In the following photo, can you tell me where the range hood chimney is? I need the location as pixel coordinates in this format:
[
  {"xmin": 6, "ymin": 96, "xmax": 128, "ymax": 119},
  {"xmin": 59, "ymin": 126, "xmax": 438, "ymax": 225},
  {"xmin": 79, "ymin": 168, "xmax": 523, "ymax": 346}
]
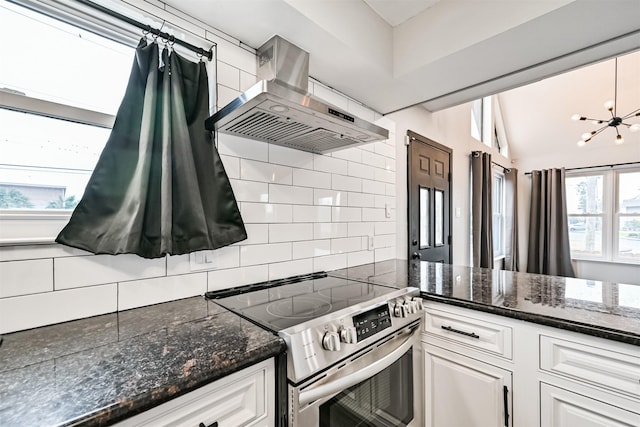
[{"xmin": 205, "ymin": 36, "xmax": 388, "ymax": 154}]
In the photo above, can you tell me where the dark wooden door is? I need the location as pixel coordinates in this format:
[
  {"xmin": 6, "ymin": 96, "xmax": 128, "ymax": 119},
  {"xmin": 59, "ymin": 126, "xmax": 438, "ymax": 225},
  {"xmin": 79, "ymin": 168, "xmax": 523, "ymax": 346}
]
[{"xmin": 408, "ymin": 131, "xmax": 452, "ymax": 263}]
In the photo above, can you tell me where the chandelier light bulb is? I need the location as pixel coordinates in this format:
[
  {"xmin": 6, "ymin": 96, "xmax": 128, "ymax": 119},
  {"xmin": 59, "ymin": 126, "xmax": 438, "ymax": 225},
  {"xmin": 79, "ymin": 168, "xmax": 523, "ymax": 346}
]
[
  {"xmin": 616, "ymin": 134, "xmax": 624, "ymax": 144},
  {"xmin": 591, "ymin": 120, "xmax": 602, "ymax": 125},
  {"xmin": 630, "ymin": 124, "xmax": 640, "ymax": 133},
  {"xmin": 577, "ymin": 140, "xmax": 586, "ymax": 147},
  {"xmin": 581, "ymin": 132, "xmax": 592, "ymax": 141},
  {"xmin": 571, "ymin": 114, "xmax": 581, "ymax": 121},
  {"xmin": 604, "ymin": 100, "xmax": 615, "ymax": 111}
]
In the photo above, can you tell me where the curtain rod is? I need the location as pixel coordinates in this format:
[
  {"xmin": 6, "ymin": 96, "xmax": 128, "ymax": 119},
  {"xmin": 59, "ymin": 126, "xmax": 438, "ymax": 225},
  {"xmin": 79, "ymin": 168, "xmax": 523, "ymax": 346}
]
[
  {"xmin": 75, "ymin": 0, "xmax": 214, "ymax": 60},
  {"xmin": 524, "ymin": 161, "xmax": 640, "ymax": 175},
  {"xmin": 471, "ymin": 150, "xmax": 512, "ymax": 172}
]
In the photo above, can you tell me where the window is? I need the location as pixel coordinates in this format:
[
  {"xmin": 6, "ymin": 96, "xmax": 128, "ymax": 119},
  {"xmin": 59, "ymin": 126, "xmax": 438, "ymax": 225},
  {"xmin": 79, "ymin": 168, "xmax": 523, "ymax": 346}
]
[
  {"xmin": 470, "ymin": 96, "xmax": 492, "ymax": 146},
  {"xmin": 0, "ymin": 1, "xmax": 133, "ymax": 215},
  {"xmin": 565, "ymin": 167, "xmax": 640, "ymax": 263},
  {"xmin": 492, "ymin": 170, "xmax": 505, "ymax": 259}
]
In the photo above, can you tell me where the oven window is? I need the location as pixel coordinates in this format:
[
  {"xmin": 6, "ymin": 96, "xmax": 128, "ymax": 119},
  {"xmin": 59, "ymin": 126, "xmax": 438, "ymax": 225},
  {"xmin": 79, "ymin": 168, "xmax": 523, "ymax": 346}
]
[{"xmin": 319, "ymin": 349, "xmax": 413, "ymax": 427}]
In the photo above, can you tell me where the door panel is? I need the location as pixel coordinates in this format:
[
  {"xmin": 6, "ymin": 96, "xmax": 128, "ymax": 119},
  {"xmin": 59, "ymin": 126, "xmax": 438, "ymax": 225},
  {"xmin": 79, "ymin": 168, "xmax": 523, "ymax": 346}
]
[{"xmin": 408, "ymin": 132, "xmax": 452, "ymax": 263}]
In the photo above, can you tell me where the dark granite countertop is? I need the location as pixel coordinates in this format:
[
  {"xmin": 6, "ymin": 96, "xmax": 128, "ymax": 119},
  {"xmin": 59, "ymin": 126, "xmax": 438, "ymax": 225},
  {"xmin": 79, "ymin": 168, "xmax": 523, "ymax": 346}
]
[
  {"xmin": 0, "ymin": 297, "xmax": 286, "ymax": 426},
  {"xmin": 330, "ymin": 260, "xmax": 640, "ymax": 346}
]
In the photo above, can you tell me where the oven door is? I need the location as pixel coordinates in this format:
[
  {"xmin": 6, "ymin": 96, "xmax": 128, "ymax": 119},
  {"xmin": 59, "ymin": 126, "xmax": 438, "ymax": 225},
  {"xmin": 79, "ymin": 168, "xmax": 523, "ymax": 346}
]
[{"xmin": 290, "ymin": 322, "xmax": 422, "ymax": 427}]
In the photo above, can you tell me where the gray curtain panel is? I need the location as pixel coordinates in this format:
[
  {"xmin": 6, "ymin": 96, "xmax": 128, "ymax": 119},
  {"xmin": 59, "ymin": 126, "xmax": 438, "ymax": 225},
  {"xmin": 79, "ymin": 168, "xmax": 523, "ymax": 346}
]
[
  {"xmin": 504, "ymin": 168, "xmax": 519, "ymax": 271},
  {"xmin": 527, "ymin": 168, "xmax": 575, "ymax": 277},
  {"xmin": 471, "ymin": 151, "xmax": 493, "ymax": 268},
  {"xmin": 56, "ymin": 39, "xmax": 247, "ymax": 258}
]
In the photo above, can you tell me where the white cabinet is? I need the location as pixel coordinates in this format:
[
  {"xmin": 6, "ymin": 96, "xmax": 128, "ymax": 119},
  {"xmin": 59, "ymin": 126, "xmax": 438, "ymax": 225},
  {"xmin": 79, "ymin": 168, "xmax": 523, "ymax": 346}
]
[
  {"xmin": 540, "ymin": 383, "xmax": 640, "ymax": 427},
  {"xmin": 116, "ymin": 358, "xmax": 275, "ymax": 427},
  {"xmin": 424, "ymin": 344, "xmax": 512, "ymax": 427},
  {"xmin": 422, "ymin": 301, "xmax": 640, "ymax": 427}
]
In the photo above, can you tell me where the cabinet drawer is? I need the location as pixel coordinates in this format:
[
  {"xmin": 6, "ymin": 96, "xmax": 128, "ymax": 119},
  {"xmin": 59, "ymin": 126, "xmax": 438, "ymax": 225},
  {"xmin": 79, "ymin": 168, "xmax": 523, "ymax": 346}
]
[
  {"xmin": 116, "ymin": 359, "xmax": 274, "ymax": 427},
  {"xmin": 424, "ymin": 308, "xmax": 512, "ymax": 358},
  {"xmin": 540, "ymin": 383, "xmax": 640, "ymax": 426},
  {"xmin": 540, "ymin": 335, "xmax": 640, "ymax": 400}
]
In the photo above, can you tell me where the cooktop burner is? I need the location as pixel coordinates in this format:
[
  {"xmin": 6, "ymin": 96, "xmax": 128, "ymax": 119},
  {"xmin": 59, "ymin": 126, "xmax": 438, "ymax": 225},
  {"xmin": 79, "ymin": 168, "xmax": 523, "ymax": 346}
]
[{"xmin": 207, "ymin": 273, "xmax": 399, "ymax": 331}]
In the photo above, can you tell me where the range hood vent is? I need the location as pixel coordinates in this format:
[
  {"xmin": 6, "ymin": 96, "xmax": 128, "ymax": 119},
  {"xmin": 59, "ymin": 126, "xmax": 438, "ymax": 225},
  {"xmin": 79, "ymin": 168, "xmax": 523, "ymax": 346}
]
[{"xmin": 205, "ymin": 36, "xmax": 388, "ymax": 154}]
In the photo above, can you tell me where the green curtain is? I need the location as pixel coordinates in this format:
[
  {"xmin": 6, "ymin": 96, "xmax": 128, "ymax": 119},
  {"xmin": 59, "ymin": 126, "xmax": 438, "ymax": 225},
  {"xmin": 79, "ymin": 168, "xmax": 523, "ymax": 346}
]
[{"xmin": 56, "ymin": 39, "xmax": 246, "ymax": 258}]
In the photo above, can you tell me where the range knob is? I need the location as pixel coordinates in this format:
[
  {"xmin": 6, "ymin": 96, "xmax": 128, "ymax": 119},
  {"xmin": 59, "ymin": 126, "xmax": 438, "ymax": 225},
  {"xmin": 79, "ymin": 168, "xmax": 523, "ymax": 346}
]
[
  {"xmin": 322, "ymin": 331, "xmax": 341, "ymax": 351},
  {"xmin": 412, "ymin": 297, "xmax": 424, "ymax": 311},
  {"xmin": 393, "ymin": 301, "xmax": 409, "ymax": 318},
  {"xmin": 339, "ymin": 326, "xmax": 357, "ymax": 344}
]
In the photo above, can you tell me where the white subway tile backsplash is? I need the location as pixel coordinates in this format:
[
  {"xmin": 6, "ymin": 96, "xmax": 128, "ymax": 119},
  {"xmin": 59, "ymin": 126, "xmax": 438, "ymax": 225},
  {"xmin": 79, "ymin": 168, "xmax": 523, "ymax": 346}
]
[
  {"xmin": 385, "ymin": 183, "xmax": 396, "ymax": 196},
  {"xmin": 241, "ymin": 159, "xmax": 292, "ymax": 184},
  {"xmin": 230, "ymin": 179, "xmax": 268, "ymax": 202},
  {"xmin": 331, "ymin": 147, "xmax": 362, "ymax": 163},
  {"xmin": 217, "ymin": 85, "xmax": 240, "ymax": 108},
  {"xmin": 332, "ymin": 207, "xmax": 361, "ymax": 222},
  {"xmin": 118, "ymin": 273, "xmax": 206, "ymax": 311},
  {"xmin": 314, "ymin": 155, "xmax": 348, "ymax": 175},
  {"xmin": 362, "ymin": 179, "xmax": 386, "ymax": 195},
  {"xmin": 0, "ymin": 259, "xmax": 53, "ymax": 298},
  {"xmin": 314, "ymin": 189, "xmax": 348, "ymax": 206},
  {"xmin": 314, "ymin": 223, "xmax": 348, "ymax": 239},
  {"xmin": 241, "ymin": 224, "xmax": 269, "ymax": 245},
  {"xmin": 218, "ymin": 133, "xmax": 268, "ymax": 161},
  {"xmin": 240, "ymin": 70, "xmax": 257, "ymax": 91},
  {"xmin": 313, "ymin": 253, "xmax": 347, "ymax": 272},
  {"xmin": 0, "ymin": 284, "xmax": 117, "ymax": 334},
  {"xmin": 375, "ymin": 221, "xmax": 395, "ymax": 235},
  {"xmin": 207, "ymin": 265, "xmax": 269, "ymax": 292},
  {"xmin": 375, "ymin": 234, "xmax": 395, "ymax": 248},
  {"xmin": 347, "ymin": 162, "xmax": 375, "ymax": 180},
  {"xmin": 332, "ymin": 175, "xmax": 362, "ymax": 192},
  {"xmin": 217, "ymin": 61, "xmax": 240, "ymax": 90},
  {"xmin": 374, "ymin": 195, "xmax": 394, "ymax": 209},
  {"xmin": 220, "ymin": 155, "xmax": 240, "ymax": 179},
  {"xmin": 331, "ymin": 237, "xmax": 362, "ymax": 254},
  {"xmin": 269, "ymin": 184, "xmax": 313, "ymax": 205},
  {"xmin": 293, "ymin": 206, "xmax": 331, "ymax": 223},
  {"xmin": 269, "ymin": 145, "xmax": 314, "ymax": 169},
  {"xmin": 347, "ymin": 100, "xmax": 376, "ymax": 122},
  {"xmin": 361, "ymin": 150, "xmax": 386, "ymax": 169},
  {"xmin": 0, "ymin": 244, "xmax": 87, "ymax": 262},
  {"xmin": 269, "ymin": 223, "xmax": 313, "ymax": 243},
  {"xmin": 241, "ymin": 203, "xmax": 293, "ymax": 223},
  {"xmin": 269, "ymin": 259, "xmax": 313, "ymax": 280},
  {"xmin": 375, "ymin": 246, "xmax": 396, "ymax": 262},
  {"xmin": 240, "ymin": 243, "xmax": 291, "ymax": 266},
  {"xmin": 166, "ymin": 254, "xmax": 190, "ymax": 275},
  {"xmin": 294, "ymin": 169, "xmax": 331, "ymax": 189},
  {"xmin": 374, "ymin": 141, "xmax": 396, "ymax": 158},
  {"xmin": 347, "ymin": 222, "xmax": 374, "ymax": 237},
  {"xmin": 347, "ymin": 251, "xmax": 374, "ymax": 268},
  {"xmin": 54, "ymin": 255, "xmax": 165, "ymax": 290},
  {"xmin": 215, "ymin": 37, "xmax": 256, "ymax": 74},
  {"xmin": 362, "ymin": 208, "xmax": 387, "ymax": 222},
  {"xmin": 375, "ymin": 168, "xmax": 396, "ymax": 184},
  {"xmin": 347, "ymin": 192, "xmax": 374, "ymax": 208},
  {"xmin": 292, "ymin": 240, "xmax": 331, "ymax": 259}
]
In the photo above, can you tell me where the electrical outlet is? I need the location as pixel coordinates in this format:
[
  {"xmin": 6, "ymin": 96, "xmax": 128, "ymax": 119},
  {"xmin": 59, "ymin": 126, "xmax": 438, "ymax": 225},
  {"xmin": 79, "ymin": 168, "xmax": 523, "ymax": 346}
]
[
  {"xmin": 384, "ymin": 203, "xmax": 391, "ymax": 218},
  {"xmin": 190, "ymin": 250, "xmax": 216, "ymax": 271},
  {"xmin": 368, "ymin": 235, "xmax": 375, "ymax": 251}
]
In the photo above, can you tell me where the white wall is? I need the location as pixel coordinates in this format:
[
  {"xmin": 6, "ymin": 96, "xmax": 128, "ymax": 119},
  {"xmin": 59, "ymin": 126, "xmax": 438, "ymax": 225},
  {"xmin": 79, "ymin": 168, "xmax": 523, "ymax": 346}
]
[{"xmin": 0, "ymin": 1, "xmax": 397, "ymax": 334}]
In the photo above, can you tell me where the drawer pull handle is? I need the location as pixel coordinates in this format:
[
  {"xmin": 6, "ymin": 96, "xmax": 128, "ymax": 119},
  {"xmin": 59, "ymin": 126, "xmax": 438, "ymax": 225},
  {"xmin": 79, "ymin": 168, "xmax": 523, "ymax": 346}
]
[
  {"xmin": 199, "ymin": 422, "xmax": 218, "ymax": 427},
  {"xmin": 503, "ymin": 385, "xmax": 510, "ymax": 427},
  {"xmin": 441, "ymin": 325, "xmax": 480, "ymax": 339}
]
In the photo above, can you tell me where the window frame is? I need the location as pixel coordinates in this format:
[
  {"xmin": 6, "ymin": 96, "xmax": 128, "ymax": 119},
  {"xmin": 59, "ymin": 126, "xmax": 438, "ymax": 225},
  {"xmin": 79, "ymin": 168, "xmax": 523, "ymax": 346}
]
[
  {"xmin": 492, "ymin": 168, "xmax": 506, "ymax": 261},
  {"xmin": 566, "ymin": 166, "xmax": 640, "ymax": 265},
  {"xmin": 0, "ymin": 0, "xmax": 215, "ymax": 245}
]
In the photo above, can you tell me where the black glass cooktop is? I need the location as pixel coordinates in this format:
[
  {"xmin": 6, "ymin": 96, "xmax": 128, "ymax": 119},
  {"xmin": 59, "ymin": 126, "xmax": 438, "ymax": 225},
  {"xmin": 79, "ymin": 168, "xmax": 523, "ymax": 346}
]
[{"xmin": 207, "ymin": 273, "xmax": 398, "ymax": 331}]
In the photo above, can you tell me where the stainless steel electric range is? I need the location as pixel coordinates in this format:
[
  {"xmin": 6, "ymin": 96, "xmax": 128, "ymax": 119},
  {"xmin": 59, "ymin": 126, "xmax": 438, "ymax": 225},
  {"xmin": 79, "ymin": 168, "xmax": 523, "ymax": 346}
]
[{"xmin": 206, "ymin": 271, "xmax": 424, "ymax": 427}]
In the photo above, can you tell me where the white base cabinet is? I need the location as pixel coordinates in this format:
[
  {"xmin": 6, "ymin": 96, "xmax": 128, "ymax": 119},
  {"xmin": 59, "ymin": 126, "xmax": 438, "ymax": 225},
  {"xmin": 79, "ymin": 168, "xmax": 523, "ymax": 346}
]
[
  {"xmin": 422, "ymin": 302, "xmax": 640, "ymax": 427},
  {"xmin": 424, "ymin": 344, "xmax": 512, "ymax": 427},
  {"xmin": 116, "ymin": 358, "xmax": 275, "ymax": 427}
]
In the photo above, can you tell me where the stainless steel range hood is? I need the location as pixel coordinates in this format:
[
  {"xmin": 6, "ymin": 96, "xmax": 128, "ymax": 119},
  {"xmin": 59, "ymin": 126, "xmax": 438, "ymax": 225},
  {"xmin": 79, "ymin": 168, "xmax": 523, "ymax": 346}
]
[{"xmin": 205, "ymin": 36, "xmax": 388, "ymax": 154}]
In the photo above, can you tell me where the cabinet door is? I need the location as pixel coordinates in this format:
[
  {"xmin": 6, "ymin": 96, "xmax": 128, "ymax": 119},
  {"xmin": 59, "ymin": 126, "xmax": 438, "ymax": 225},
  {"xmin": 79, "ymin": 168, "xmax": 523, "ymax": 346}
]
[
  {"xmin": 424, "ymin": 344, "xmax": 512, "ymax": 427},
  {"xmin": 540, "ymin": 383, "xmax": 640, "ymax": 427}
]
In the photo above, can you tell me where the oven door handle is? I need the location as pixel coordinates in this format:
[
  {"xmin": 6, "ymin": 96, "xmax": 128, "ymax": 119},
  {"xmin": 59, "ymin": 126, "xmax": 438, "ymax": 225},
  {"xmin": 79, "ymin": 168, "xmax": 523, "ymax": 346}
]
[{"xmin": 298, "ymin": 326, "xmax": 419, "ymax": 406}]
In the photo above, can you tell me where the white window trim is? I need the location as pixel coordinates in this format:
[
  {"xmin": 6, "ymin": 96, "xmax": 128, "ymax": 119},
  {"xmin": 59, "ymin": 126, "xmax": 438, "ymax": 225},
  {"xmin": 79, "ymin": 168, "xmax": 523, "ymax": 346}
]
[
  {"xmin": 567, "ymin": 166, "xmax": 640, "ymax": 265},
  {"xmin": 493, "ymin": 167, "xmax": 506, "ymax": 261}
]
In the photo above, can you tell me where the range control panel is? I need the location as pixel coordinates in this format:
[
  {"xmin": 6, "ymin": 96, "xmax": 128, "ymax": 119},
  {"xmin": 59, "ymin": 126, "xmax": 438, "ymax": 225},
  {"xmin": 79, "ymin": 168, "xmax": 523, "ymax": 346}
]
[{"xmin": 353, "ymin": 304, "xmax": 392, "ymax": 342}]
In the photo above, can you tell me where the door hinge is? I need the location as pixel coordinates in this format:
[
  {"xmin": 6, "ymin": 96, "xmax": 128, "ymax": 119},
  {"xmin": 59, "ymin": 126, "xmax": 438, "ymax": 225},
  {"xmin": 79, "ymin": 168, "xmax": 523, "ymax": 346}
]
[
  {"xmin": 448, "ymin": 172, "xmax": 451, "ymax": 182},
  {"xmin": 448, "ymin": 235, "xmax": 452, "ymax": 245},
  {"xmin": 404, "ymin": 135, "xmax": 411, "ymax": 146}
]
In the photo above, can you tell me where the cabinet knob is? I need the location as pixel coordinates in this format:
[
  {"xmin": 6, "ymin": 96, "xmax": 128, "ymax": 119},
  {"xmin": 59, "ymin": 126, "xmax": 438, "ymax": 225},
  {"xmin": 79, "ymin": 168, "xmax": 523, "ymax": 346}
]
[{"xmin": 412, "ymin": 252, "xmax": 422, "ymax": 259}]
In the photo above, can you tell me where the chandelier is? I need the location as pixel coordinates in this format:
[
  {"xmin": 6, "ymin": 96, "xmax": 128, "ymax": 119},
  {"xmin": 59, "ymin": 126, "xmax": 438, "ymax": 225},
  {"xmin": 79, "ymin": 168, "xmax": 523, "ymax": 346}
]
[{"xmin": 571, "ymin": 57, "xmax": 640, "ymax": 146}]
